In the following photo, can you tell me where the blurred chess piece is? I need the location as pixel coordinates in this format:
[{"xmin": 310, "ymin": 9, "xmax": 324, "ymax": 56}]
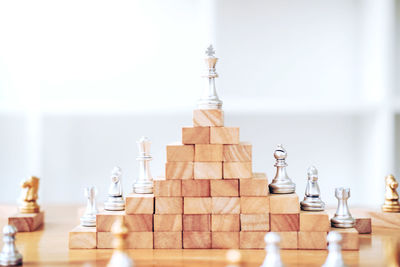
[
  {"xmin": 384, "ymin": 238, "xmax": 400, "ymax": 267},
  {"xmin": 0, "ymin": 225, "xmax": 23, "ymax": 266},
  {"xmin": 382, "ymin": 175, "xmax": 400, "ymax": 212},
  {"xmin": 331, "ymin": 188, "xmax": 355, "ymax": 228},
  {"xmin": 260, "ymin": 232, "xmax": 284, "ymax": 267},
  {"xmin": 19, "ymin": 176, "xmax": 40, "ymax": 213},
  {"xmin": 300, "ymin": 166, "xmax": 325, "ymax": 211},
  {"xmin": 80, "ymin": 186, "xmax": 98, "ymax": 227},
  {"xmin": 107, "ymin": 217, "xmax": 133, "ymax": 267},
  {"xmin": 269, "ymin": 145, "xmax": 296, "ymax": 194},
  {"xmin": 197, "ymin": 44, "xmax": 223, "ymax": 110},
  {"xmin": 322, "ymin": 231, "xmax": 346, "ymax": 267},
  {"xmin": 226, "ymin": 249, "xmax": 241, "ymax": 267},
  {"xmin": 133, "ymin": 137, "xmax": 153, "ymax": 194},
  {"xmin": 105, "ymin": 167, "xmax": 125, "ymax": 211}
]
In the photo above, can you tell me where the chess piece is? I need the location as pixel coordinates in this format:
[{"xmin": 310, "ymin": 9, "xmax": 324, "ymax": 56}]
[
  {"xmin": 331, "ymin": 187, "xmax": 355, "ymax": 228},
  {"xmin": 226, "ymin": 249, "xmax": 241, "ymax": 267},
  {"xmin": 105, "ymin": 167, "xmax": 125, "ymax": 211},
  {"xmin": 260, "ymin": 232, "xmax": 284, "ymax": 267},
  {"xmin": 0, "ymin": 225, "xmax": 23, "ymax": 266},
  {"xmin": 268, "ymin": 145, "xmax": 296, "ymax": 194},
  {"xmin": 133, "ymin": 136, "xmax": 153, "ymax": 194},
  {"xmin": 384, "ymin": 239, "xmax": 400, "ymax": 267},
  {"xmin": 107, "ymin": 217, "xmax": 133, "ymax": 267},
  {"xmin": 197, "ymin": 44, "xmax": 223, "ymax": 109},
  {"xmin": 19, "ymin": 176, "xmax": 40, "ymax": 213},
  {"xmin": 322, "ymin": 231, "xmax": 346, "ymax": 267},
  {"xmin": 80, "ymin": 186, "xmax": 98, "ymax": 227},
  {"xmin": 300, "ymin": 166, "xmax": 325, "ymax": 211},
  {"xmin": 382, "ymin": 174, "xmax": 400, "ymax": 212}
]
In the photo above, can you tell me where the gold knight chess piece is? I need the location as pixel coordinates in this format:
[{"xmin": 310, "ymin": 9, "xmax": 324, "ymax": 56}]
[
  {"xmin": 382, "ymin": 174, "xmax": 400, "ymax": 212},
  {"xmin": 19, "ymin": 176, "xmax": 40, "ymax": 213}
]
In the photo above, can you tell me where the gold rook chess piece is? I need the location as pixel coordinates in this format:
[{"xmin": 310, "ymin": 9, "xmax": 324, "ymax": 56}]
[
  {"xmin": 107, "ymin": 217, "xmax": 133, "ymax": 267},
  {"xmin": 382, "ymin": 174, "xmax": 400, "ymax": 212},
  {"xmin": 19, "ymin": 176, "xmax": 40, "ymax": 213}
]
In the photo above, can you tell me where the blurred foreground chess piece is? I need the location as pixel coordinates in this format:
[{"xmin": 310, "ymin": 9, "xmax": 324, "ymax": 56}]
[
  {"xmin": 269, "ymin": 145, "xmax": 295, "ymax": 194},
  {"xmin": 300, "ymin": 166, "xmax": 325, "ymax": 211},
  {"xmin": 105, "ymin": 167, "xmax": 125, "ymax": 211},
  {"xmin": 382, "ymin": 175, "xmax": 400, "ymax": 212},
  {"xmin": 133, "ymin": 137, "xmax": 153, "ymax": 194},
  {"xmin": 260, "ymin": 232, "xmax": 284, "ymax": 267},
  {"xmin": 226, "ymin": 249, "xmax": 241, "ymax": 267},
  {"xmin": 107, "ymin": 217, "xmax": 133, "ymax": 267},
  {"xmin": 80, "ymin": 186, "xmax": 98, "ymax": 227},
  {"xmin": 322, "ymin": 231, "xmax": 346, "ymax": 267},
  {"xmin": 19, "ymin": 176, "xmax": 40, "ymax": 213},
  {"xmin": 331, "ymin": 188, "xmax": 355, "ymax": 228},
  {"xmin": 0, "ymin": 225, "xmax": 23, "ymax": 266},
  {"xmin": 384, "ymin": 238, "xmax": 400, "ymax": 267}
]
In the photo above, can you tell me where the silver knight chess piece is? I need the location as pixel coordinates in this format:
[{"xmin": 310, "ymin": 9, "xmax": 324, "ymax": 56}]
[
  {"xmin": 197, "ymin": 44, "xmax": 223, "ymax": 109},
  {"xmin": 133, "ymin": 136, "xmax": 153, "ymax": 194},
  {"xmin": 300, "ymin": 166, "xmax": 325, "ymax": 211},
  {"xmin": 260, "ymin": 232, "xmax": 284, "ymax": 267},
  {"xmin": 80, "ymin": 186, "xmax": 98, "ymax": 227},
  {"xmin": 268, "ymin": 145, "xmax": 296, "ymax": 194},
  {"xmin": 0, "ymin": 225, "xmax": 23, "ymax": 266},
  {"xmin": 331, "ymin": 187, "xmax": 355, "ymax": 228},
  {"xmin": 322, "ymin": 231, "xmax": 346, "ymax": 267},
  {"xmin": 105, "ymin": 167, "xmax": 125, "ymax": 211}
]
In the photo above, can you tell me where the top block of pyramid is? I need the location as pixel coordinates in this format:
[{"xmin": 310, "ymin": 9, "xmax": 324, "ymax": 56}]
[{"xmin": 193, "ymin": 109, "xmax": 224, "ymax": 127}]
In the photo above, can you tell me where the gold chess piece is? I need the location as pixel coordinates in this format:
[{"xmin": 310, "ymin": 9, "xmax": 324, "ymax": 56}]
[
  {"xmin": 382, "ymin": 174, "xmax": 400, "ymax": 212},
  {"xmin": 384, "ymin": 238, "xmax": 400, "ymax": 267},
  {"xmin": 19, "ymin": 176, "xmax": 40, "ymax": 213},
  {"xmin": 107, "ymin": 217, "xmax": 133, "ymax": 267}
]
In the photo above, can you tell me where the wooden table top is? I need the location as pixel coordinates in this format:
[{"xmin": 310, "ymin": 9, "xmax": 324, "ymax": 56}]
[{"xmin": 0, "ymin": 205, "xmax": 394, "ymax": 267}]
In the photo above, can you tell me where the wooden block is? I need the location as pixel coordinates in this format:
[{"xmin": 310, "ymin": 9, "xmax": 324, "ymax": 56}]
[
  {"xmin": 154, "ymin": 232, "xmax": 182, "ymax": 249},
  {"xmin": 298, "ymin": 232, "xmax": 327, "ymax": 250},
  {"xmin": 182, "ymin": 180, "xmax": 210, "ymax": 197},
  {"xmin": 125, "ymin": 193, "xmax": 154, "ymax": 215},
  {"xmin": 183, "ymin": 214, "xmax": 211, "ymax": 231},
  {"xmin": 212, "ymin": 214, "xmax": 240, "ymax": 231},
  {"xmin": 194, "ymin": 162, "xmax": 222, "ymax": 179},
  {"xmin": 271, "ymin": 214, "xmax": 299, "ymax": 231},
  {"xmin": 165, "ymin": 162, "xmax": 193, "ymax": 179},
  {"xmin": 193, "ymin": 109, "xmax": 224, "ymax": 127},
  {"xmin": 279, "ymin": 232, "xmax": 298, "ymax": 249},
  {"xmin": 183, "ymin": 232, "xmax": 211, "ymax": 248},
  {"xmin": 334, "ymin": 228, "xmax": 359, "ymax": 250},
  {"xmin": 210, "ymin": 179, "xmax": 239, "ymax": 197},
  {"xmin": 212, "ymin": 232, "xmax": 240, "ymax": 249},
  {"xmin": 182, "ymin": 127, "xmax": 210, "ymax": 144},
  {"xmin": 269, "ymin": 194, "xmax": 299, "ymax": 214},
  {"xmin": 240, "ymin": 231, "xmax": 267, "ymax": 249},
  {"xmin": 240, "ymin": 214, "xmax": 270, "ymax": 231},
  {"xmin": 210, "ymin": 127, "xmax": 239, "ymax": 144},
  {"xmin": 166, "ymin": 143, "xmax": 194, "ymax": 162},
  {"xmin": 154, "ymin": 214, "xmax": 182, "ymax": 232},
  {"xmin": 184, "ymin": 197, "xmax": 212, "ymax": 214},
  {"xmin": 96, "ymin": 211, "xmax": 153, "ymax": 232},
  {"xmin": 154, "ymin": 179, "xmax": 182, "ymax": 197},
  {"xmin": 97, "ymin": 232, "xmax": 153, "ymax": 249},
  {"xmin": 69, "ymin": 225, "xmax": 97, "ymax": 249},
  {"xmin": 299, "ymin": 211, "xmax": 330, "ymax": 232},
  {"xmin": 194, "ymin": 144, "xmax": 223, "ymax": 162},
  {"xmin": 8, "ymin": 211, "xmax": 44, "ymax": 232},
  {"xmin": 223, "ymin": 162, "xmax": 252, "ymax": 179},
  {"xmin": 240, "ymin": 173, "xmax": 269, "ymax": 196},
  {"xmin": 212, "ymin": 197, "xmax": 240, "ymax": 214},
  {"xmin": 240, "ymin": 197, "xmax": 269, "ymax": 214},
  {"xmin": 355, "ymin": 218, "xmax": 372, "ymax": 234},
  {"xmin": 223, "ymin": 142, "xmax": 252, "ymax": 162},
  {"xmin": 155, "ymin": 197, "xmax": 183, "ymax": 214}
]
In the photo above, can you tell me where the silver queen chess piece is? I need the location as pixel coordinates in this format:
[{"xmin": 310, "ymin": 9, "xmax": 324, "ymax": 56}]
[
  {"xmin": 80, "ymin": 186, "xmax": 98, "ymax": 227},
  {"xmin": 0, "ymin": 225, "xmax": 23, "ymax": 266},
  {"xmin": 331, "ymin": 187, "xmax": 355, "ymax": 228},
  {"xmin": 300, "ymin": 166, "xmax": 325, "ymax": 211},
  {"xmin": 104, "ymin": 167, "xmax": 125, "ymax": 211},
  {"xmin": 268, "ymin": 144, "xmax": 296, "ymax": 194},
  {"xmin": 133, "ymin": 136, "xmax": 153, "ymax": 194}
]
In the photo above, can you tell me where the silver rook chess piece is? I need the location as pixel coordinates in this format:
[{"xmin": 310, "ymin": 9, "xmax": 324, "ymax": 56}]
[
  {"xmin": 197, "ymin": 45, "xmax": 223, "ymax": 109},
  {"xmin": 133, "ymin": 136, "xmax": 153, "ymax": 194},
  {"xmin": 322, "ymin": 231, "xmax": 347, "ymax": 267},
  {"xmin": 260, "ymin": 232, "xmax": 284, "ymax": 267},
  {"xmin": 80, "ymin": 186, "xmax": 98, "ymax": 227},
  {"xmin": 269, "ymin": 145, "xmax": 296, "ymax": 194},
  {"xmin": 0, "ymin": 225, "xmax": 23, "ymax": 266},
  {"xmin": 300, "ymin": 166, "xmax": 325, "ymax": 211},
  {"xmin": 105, "ymin": 167, "xmax": 125, "ymax": 211},
  {"xmin": 331, "ymin": 187, "xmax": 355, "ymax": 228}
]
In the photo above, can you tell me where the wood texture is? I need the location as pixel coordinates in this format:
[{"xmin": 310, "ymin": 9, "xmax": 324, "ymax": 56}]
[
  {"xmin": 334, "ymin": 228, "xmax": 360, "ymax": 250},
  {"xmin": 211, "ymin": 232, "xmax": 240, "ymax": 249},
  {"xmin": 240, "ymin": 197, "xmax": 269, "ymax": 214},
  {"xmin": 279, "ymin": 232, "xmax": 298, "ymax": 249},
  {"xmin": 125, "ymin": 193, "xmax": 154, "ymax": 215},
  {"xmin": 210, "ymin": 127, "xmax": 240, "ymax": 144},
  {"xmin": 8, "ymin": 211, "xmax": 44, "ymax": 232},
  {"xmin": 269, "ymin": 193, "xmax": 299, "ymax": 214},
  {"xmin": 97, "ymin": 232, "xmax": 153, "ymax": 249},
  {"xmin": 212, "ymin": 197, "xmax": 240, "ymax": 214},
  {"xmin": 154, "ymin": 179, "xmax": 182, "ymax": 197},
  {"xmin": 193, "ymin": 109, "xmax": 224, "ymax": 127},
  {"xmin": 183, "ymin": 232, "xmax": 212, "ymax": 248},
  {"xmin": 210, "ymin": 179, "xmax": 239, "ymax": 197},
  {"xmin": 194, "ymin": 144, "xmax": 223, "ymax": 162},
  {"xmin": 69, "ymin": 225, "xmax": 97, "ymax": 249},
  {"xmin": 154, "ymin": 232, "xmax": 182, "ymax": 249},
  {"xmin": 155, "ymin": 197, "xmax": 183, "ymax": 214},
  {"xmin": 223, "ymin": 142, "xmax": 252, "ymax": 162},
  {"xmin": 240, "ymin": 231, "xmax": 267, "ymax": 249},
  {"xmin": 154, "ymin": 214, "xmax": 182, "ymax": 232},
  {"xmin": 184, "ymin": 197, "xmax": 212, "ymax": 214},
  {"xmin": 194, "ymin": 162, "xmax": 222, "ymax": 179},
  {"xmin": 299, "ymin": 211, "xmax": 330, "ymax": 232},
  {"xmin": 367, "ymin": 210, "xmax": 400, "ymax": 229},
  {"xmin": 183, "ymin": 214, "xmax": 211, "ymax": 232},
  {"xmin": 165, "ymin": 162, "xmax": 194, "ymax": 179},
  {"xmin": 166, "ymin": 143, "xmax": 194, "ymax": 162},
  {"xmin": 355, "ymin": 218, "xmax": 372, "ymax": 234},
  {"xmin": 182, "ymin": 180, "xmax": 210, "ymax": 197},
  {"xmin": 211, "ymin": 214, "xmax": 240, "ymax": 232},
  {"xmin": 240, "ymin": 174, "xmax": 269, "ymax": 196},
  {"xmin": 270, "ymin": 214, "xmax": 299, "ymax": 232},
  {"xmin": 223, "ymin": 162, "xmax": 252, "ymax": 179},
  {"xmin": 96, "ymin": 211, "xmax": 153, "ymax": 232},
  {"xmin": 182, "ymin": 127, "xmax": 210, "ymax": 144},
  {"xmin": 240, "ymin": 214, "xmax": 270, "ymax": 231},
  {"xmin": 298, "ymin": 232, "xmax": 327, "ymax": 250}
]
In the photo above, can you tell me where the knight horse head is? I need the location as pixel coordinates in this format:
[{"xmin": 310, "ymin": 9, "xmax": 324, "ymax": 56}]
[{"xmin": 21, "ymin": 176, "xmax": 39, "ymax": 202}]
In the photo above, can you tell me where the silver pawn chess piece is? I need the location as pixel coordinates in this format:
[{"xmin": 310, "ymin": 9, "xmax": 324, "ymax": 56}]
[
  {"xmin": 197, "ymin": 44, "xmax": 223, "ymax": 109},
  {"xmin": 331, "ymin": 187, "xmax": 355, "ymax": 228},
  {"xmin": 133, "ymin": 136, "xmax": 153, "ymax": 194},
  {"xmin": 300, "ymin": 166, "xmax": 325, "ymax": 211},
  {"xmin": 322, "ymin": 231, "xmax": 347, "ymax": 267},
  {"xmin": 105, "ymin": 167, "xmax": 125, "ymax": 211},
  {"xmin": 269, "ymin": 145, "xmax": 296, "ymax": 194},
  {"xmin": 0, "ymin": 225, "xmax": 23, "ymax": 266},
  {"xmin": 80, "ymin": 186, "xmax": 98, "ymax": 227},
  {"xmin": 260, "ymin": 232, "xmax": 284, "ymax": 267}
]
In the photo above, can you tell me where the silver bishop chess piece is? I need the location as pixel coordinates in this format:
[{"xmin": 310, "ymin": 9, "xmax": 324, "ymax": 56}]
[
  {"xmin": 80, "ymin": 186, "xmax": 98, "ymax": 227},
  {"xmin": 269, "ymin": 145, "xmax": 296, "ymax": 194},
  {"xmin": 300, "ymin": 166, "xmax": 325, "ymax": 211},
  {"xmin": 331, "ymin": 187, "xmax": 355, "ymax": 228},
  {"xmin": 133, "ymin": 136, "xmax": 153, "ymax": 194},
  {"xmin": 0, "ymin": 225, "xmax": 23, "ymax": 266},
  {"xmin": 105, "ymin": 166, "xmax": 125, "ymax": 211},
  {"xmin": 260, "ymin": 232, "xmax": 284, "ymax": 267},
  {"xmin": 197, "ymin": 44, "xmax": 223, "ymax": 109},
  {"xmin": 322, "ymin": 231, "xmax": 347, "ymax": 267}
]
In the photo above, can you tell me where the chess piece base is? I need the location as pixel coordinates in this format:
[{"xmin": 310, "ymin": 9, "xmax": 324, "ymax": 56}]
[
  {"xmin": 104, "ymin": 197, "xmax": 125, "ymax": 211},
  {"xmin": 19, "ymin": 202, "xmax": 40, "ymax": 214},
  {"xmin": 382, "ymin": 200, "xmax": 400, "ymax": 212},
  {"xmin": 0, "ymin": 255, "xmax": 23, "ymax": 266},
  {"xmin": 197, "ymin": 99, "xmax": 223, "ymax": 110},
  {"xmin": 133, "ymin": 182, "xmax": 153, "ymax": 194},
  {"xmin": 80, "ymin": 215, "xmax": 96, "ymax": 227},
  {"xmin": 269, "ymin": 183, "xmax": 296, "ymax": 194},
  {"xmin": 300, "ymin": 197, "xmax": 325, "ymax": 211},
  {"xmin": 331, "ymin": 217, "xmax": 355, "ymax": 228}
]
